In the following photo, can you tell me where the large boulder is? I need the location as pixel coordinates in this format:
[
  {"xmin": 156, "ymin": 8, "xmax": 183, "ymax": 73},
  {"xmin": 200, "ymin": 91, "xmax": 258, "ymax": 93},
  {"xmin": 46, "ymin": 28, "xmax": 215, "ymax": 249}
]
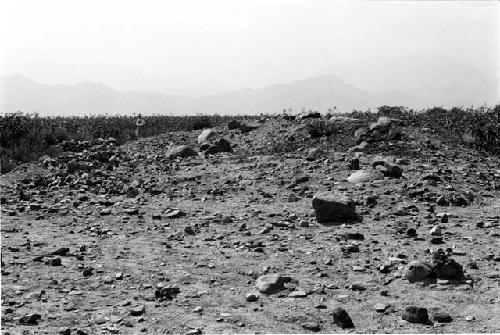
[
  {"xmin": 402, "ymin": 306, "xmax": 429, "ymax": 324},
  {"xmin": 166, "ymin": 145, "xmax": 197, "ymax": 159},
  {"xmin": 197, "ymin": 129, "xmax": 216, "ymax": 144},
  {"xmin": 332, "ymin": 307, "xmax": 355, "ymax": 329},
  {"xmin": 432, "ymin": 249, "xmax": 464, "ymax": 280},
  {"xmin": 312, "ymin": 192, "xmax": 358, "ymax": 223},
  {"xmin": 347, "ymin": 169, "xmax": 384, "ymax": 184},
  {"xmin": 255, "ymin": 274, "xmax": 285, "ymax": 294}
]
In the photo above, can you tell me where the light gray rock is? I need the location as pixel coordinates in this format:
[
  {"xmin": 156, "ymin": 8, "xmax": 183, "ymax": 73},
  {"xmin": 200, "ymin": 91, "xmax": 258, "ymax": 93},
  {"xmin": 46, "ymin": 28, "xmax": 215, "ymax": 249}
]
[
  {"xmin": 197, "ymin": 129, "xmax": 216, "ymax": 144},
  {"xmin": 347, "ymin": 169, "xmax": 384, "ymax": 184}
]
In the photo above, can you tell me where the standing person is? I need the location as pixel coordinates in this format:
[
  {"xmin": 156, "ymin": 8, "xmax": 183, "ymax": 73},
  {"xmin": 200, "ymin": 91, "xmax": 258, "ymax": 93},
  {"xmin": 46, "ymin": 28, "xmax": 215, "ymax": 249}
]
[{"xmin": 135, "ymin": 114, "xmax": 145, "ymax": 138}]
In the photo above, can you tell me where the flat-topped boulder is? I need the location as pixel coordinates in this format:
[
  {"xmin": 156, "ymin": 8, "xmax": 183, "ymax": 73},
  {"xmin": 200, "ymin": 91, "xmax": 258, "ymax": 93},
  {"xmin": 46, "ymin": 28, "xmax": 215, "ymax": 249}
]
[{"xmin": 312, "ymin": 192, "xmax": 358, "ymax": 224}]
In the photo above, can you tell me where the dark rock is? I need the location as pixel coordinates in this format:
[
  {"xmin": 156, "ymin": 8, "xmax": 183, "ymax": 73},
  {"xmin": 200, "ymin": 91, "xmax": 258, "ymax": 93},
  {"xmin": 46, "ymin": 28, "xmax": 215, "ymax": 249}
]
[
  {"xmin": 49, "ymin": 258, "xmax": 62, "ymax": 266},
  {"xmin": 404, "ymin": 261, "xmax": 433, "ymax": 283},
  {"xmin": 19, "ymin": 313, "xmax": 42, "ymax": 325},
  {"xmin": 155, "ymin": 283, "xmax": 180, "ymax": 300},
  {"xmin": 245, "ymin": 293, "xmax": 259, "ymax": 302},
  {"xmin": 312, "ymin": 192, "xmax": 358, "ymax": 223},
  {"xmin": 130, "ymin": 305, "xmax": 146, "ymax": 316},
  {"xmin": 348, "ymin": 158, "xmax": 360, "ymax": 170},
  {"xmin": 82, "ymin": 267, "xmax": 93, "ymax": 277},
  {"xmin": 402, "ymin": 306, "xmax": 429, "ymax": 324},
  {"xmin": 52, "ymin": 247, "xmax": 70, "ymax": 256},
  {"xmin": 433, "ymin": 312, "xmax": 452, "ymax": 323},
  {"xmin": 204, "ymin": 138, "xmax": 232, "ymax": 155},
  {"xmin": 332, "ymin": 306, "xmax": 354, "ymax": 329}
]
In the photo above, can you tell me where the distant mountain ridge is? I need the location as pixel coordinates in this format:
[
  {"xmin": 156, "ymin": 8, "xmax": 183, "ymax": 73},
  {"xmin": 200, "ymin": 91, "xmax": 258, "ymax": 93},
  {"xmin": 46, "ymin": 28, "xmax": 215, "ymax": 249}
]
[{"xmin": 1, "ymin": 73, "xmax": 429, "ymax": 116}]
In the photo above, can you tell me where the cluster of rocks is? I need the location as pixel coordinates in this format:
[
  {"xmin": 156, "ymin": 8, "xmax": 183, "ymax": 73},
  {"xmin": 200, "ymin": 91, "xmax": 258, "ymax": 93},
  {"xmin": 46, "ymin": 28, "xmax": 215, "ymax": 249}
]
[
  {"xmin": 1, "ymin": 113, "xmax": 499, "ymax": 333},
  {"xmin": 404, "ymin": 249, "xmax": 465, "ymax": 283}
]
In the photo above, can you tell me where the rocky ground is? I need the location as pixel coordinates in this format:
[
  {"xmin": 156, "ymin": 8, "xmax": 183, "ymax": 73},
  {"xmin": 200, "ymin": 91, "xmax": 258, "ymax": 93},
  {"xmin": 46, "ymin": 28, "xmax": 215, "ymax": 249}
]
[{"xmin": 1, "ymin": 116, "xmax": 499, "ymax": 334}]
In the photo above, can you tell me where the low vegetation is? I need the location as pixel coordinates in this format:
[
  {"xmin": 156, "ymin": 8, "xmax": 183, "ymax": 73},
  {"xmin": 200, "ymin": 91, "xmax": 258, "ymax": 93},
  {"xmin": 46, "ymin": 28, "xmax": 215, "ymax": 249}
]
[{"xmin": 1, "ymin": 105, "xmax": 498, "ymax": 174}]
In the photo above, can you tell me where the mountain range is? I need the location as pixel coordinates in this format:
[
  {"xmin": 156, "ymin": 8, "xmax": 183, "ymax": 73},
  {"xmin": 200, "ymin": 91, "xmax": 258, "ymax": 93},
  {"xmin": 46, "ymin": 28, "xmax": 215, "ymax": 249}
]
[{"xmin": 0, "ymin": 70, "xmax": 496, "ymax": 116}]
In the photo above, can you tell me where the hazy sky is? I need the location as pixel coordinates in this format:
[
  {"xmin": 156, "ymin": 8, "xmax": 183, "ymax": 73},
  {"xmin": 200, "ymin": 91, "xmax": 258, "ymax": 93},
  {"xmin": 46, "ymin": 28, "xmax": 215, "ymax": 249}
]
[{"xmin": 1, "ymin": 0, "xmax": 498, "ymax": 96}]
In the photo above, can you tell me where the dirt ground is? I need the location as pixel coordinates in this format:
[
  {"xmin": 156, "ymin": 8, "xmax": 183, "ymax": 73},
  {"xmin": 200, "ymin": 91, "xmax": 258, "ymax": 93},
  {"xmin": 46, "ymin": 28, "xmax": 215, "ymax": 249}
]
[{"xmin": 1, "ymin": 118, "xmax": 499, "ymax": 334}]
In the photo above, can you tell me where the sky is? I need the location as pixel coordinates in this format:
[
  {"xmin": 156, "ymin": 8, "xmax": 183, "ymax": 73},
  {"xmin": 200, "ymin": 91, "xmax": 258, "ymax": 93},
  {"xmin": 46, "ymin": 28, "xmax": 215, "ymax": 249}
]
[{"xmin": 0, "ymin": 0, "xmax": 498, "ymax": 97}]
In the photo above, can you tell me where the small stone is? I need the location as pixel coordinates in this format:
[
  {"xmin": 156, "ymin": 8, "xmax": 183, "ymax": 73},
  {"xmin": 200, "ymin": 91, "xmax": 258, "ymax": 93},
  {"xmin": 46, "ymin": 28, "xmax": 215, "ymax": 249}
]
[
  {"xmin": 184, "ymin": 225, "xmax": 196, "ymax": 235},
  {"xmin": 103, "ymin": 276, "xmax": 114, "ymax": 284},
  {"xmin": 466, "ymin": 315, "xmax": 475, "ymax": 322},
  {"xmin": 433, "ymin": 312, "xmax": 452, "ymax": 323},
  {"xmin": 52, "ymin": 247, "xmax": 70, "ymax": 256},
  {"xmin": 299, "ymin": 219, "xmax": 310, "ymax": 227},
  {"xmin": 50, "ymin": 258, "xmax": 62, "ymax": 266},
  {"xmin": 130, "ymin": 304, "xmax": 146, "ymax": 316},
  {"xmin": 255, "ymin": 274, "xmax": 285, "ymax": 294},
  {"xmin": 301, "ymin": 322, "xmax": 321, "ymax": 332},
  {"xmin": 430, "ymin": 225, "xmax": 442, "ymax": 236},
  {"xmin": 245, "ymin": 293, "xmax": 259, "ymax": 302},
  {"xmin": 222, "ymin": 215, "xmax": 233, "ymax": 223},
  {"xmin": 192, "ymin": 306, "xmax": 203, "ymax": 313},
  {"xmin": 100, "ymin": 208, "xmax": 112, "ymax": 216},
  {"xmin": 374, "ymin": 303, "xmax": 387, "ymax": 312},
  {"xmin": 430, "ymin": 237, "xmax": 444, "ymax": 244},
  {"xmin": 83, "ymin": 267, "xmax": 93, "ymax": 277},
  {"xmin": 350, "ymin": 283, "xmax": 366, "ymax": 291},
  {"xmin": 288, "ymin": 289, "xmax": 307, "ymax": 298},
  {"xmin": 406, "ymin": 228, "xmax": 417, "ymax": 237},
  {"xmin": 332, "ymin": 306, "xmax": 354, "ymax": 329},
  {"xmin": 115, "ymin": 272, "xmax": 124, "ymax": 280},
  {"xmin": 402, "ymin": 306, "xmax": 429, "ymax": 324}
]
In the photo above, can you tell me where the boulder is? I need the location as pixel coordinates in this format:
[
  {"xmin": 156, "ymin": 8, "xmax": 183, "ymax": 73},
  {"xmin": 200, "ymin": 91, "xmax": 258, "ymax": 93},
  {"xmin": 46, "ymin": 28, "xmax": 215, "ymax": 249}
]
[
  {"xmin": 312, "ymin": 192, "xmax": 357, "ymax": 223},
  {"xmin": 347, "ymin": 169, "xmax": 384, "ymax": 184},
  {"xmin": 431, "ymin": 249, "xmax": 464, "ymax": 280},
  {"xmin": 332, "ymin": 307, "xmax": 354, "ymax": 329},
  {"xmin": 404, "ymin": 261, "xmax": 433, "ymax": 283},
  {"xmin": 402, "ymin": 306, "xmax": 429, "ymax": 324},
  {"xmin": 255, "ymin": 274, "xmax": 285, "ymax": 294},
  {"xmin": 197, "ymin": 129, "xmax": 216, "ymax": 144}
]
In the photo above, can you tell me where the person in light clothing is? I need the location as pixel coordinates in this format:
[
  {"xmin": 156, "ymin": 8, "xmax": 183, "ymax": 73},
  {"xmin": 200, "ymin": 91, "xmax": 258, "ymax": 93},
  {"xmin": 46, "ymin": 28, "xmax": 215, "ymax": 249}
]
[{"xmin": 135, "ymin": 114, "xmax": 145, "ymax": 138}]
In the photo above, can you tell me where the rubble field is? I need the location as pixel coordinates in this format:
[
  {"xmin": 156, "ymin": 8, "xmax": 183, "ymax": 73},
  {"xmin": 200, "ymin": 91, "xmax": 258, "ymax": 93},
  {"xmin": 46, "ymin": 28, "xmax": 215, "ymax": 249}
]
[{"xmin": 1, "ymin": 116, "xmax": 499, "ymax": 334}]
